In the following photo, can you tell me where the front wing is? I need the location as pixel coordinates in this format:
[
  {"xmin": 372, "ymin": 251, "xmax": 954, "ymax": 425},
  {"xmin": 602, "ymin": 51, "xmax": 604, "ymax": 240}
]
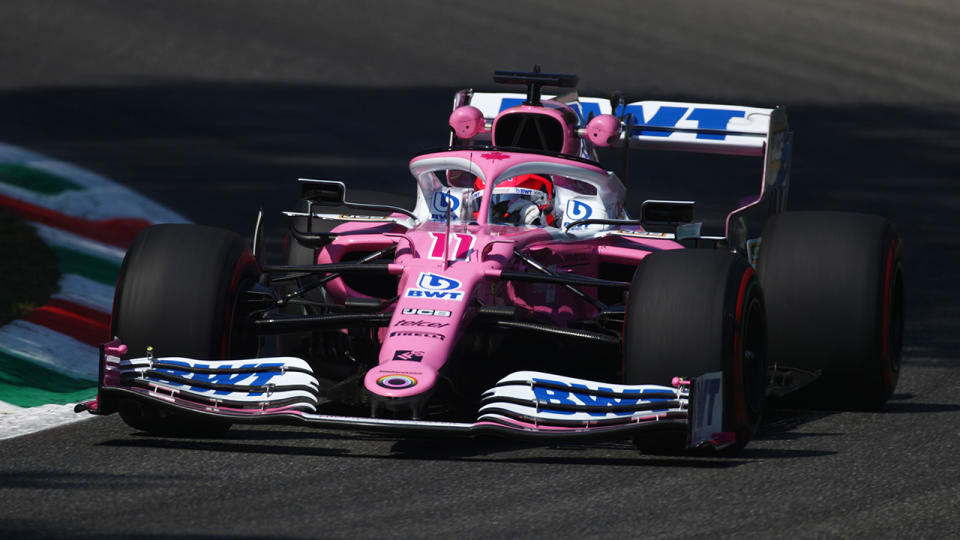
[{"xmin": 79, "ymin": 342, "xmax": 732, "ymax": 449}]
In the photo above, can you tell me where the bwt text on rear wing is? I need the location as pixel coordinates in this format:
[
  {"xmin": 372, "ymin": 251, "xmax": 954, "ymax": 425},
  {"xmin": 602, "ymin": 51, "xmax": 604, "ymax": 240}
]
[{"xmin": 459, "ymin": 91, "xmax": 792, "ymax": 193}]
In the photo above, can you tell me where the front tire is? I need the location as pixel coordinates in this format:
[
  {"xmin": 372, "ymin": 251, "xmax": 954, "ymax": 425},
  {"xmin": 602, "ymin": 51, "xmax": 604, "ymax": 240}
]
[
  {"xmin": 111, "ymin": 224, "xmax": 260, "ymax": 435},
  {"xmin": 623, "ymin": 249, "xmax": 767, "ymax": 451}
]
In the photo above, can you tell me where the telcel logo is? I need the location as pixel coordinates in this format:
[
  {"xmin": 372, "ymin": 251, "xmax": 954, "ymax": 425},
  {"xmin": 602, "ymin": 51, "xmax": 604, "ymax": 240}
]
[{"xmin": 394, "ymin": 319, "xmax": 449, "ymax": 328}]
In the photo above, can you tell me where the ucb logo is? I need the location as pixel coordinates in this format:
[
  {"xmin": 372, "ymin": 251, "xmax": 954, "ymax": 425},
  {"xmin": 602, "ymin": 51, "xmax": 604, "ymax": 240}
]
[
  {"xmin": 566, "ymin": 199, "xmax": 593, "ymax": 221},
  {"xmin": 432, "ymin": 191, "xmax": 460, "ymax": 212},
  {"xmin": 417, "ymin": 273, "xmax": 461, "ymax": 291}
]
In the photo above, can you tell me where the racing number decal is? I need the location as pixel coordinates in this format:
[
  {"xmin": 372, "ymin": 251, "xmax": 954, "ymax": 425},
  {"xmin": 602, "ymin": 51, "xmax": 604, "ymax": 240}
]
[{"xmin": 428, "ymin": 232, "xmax": 474, "ymax": 260}]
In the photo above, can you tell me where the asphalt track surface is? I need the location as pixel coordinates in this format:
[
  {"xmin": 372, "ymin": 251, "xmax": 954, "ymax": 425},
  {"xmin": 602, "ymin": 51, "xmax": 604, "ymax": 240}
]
[{"xmin": 2, "ymin": 1, "xmax": 959, "ymax": 537}]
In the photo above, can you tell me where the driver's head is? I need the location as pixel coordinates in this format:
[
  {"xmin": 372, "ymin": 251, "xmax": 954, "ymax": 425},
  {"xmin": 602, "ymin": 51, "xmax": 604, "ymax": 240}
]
[{"xmin": 475, "ymin": 174, "xmax": 554, "ymax": 226}]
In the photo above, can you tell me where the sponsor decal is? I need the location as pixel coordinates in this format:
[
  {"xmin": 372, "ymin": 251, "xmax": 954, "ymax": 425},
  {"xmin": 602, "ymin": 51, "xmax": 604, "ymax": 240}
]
[
  {"xmin": 746, "ymin": 237, "xmax": 761, "ymax": 267},
  {"xmin": 404, "ymin": 289, "xmax": 464, "ymax": 301},
  {"xmin": 531, "ymin": 377, "xmax": 671, "ymax": 417},
  {"xmin": 335, "ymin": 214, "xmax": 392, "ymax": 221},
  {"xmin": 389, "ymin": 330, "xmax": 445, "ymax": 341},
  {"xmin": 392, "ymin": 350, "xmax": 424, "ymax": 362},
  {"xmin": 564, "ymin": 200, "xmax": 594, "ymax": 230},
  {"xmin": 432, "ymin": 191, "xmax": 460, "ymax": 213},
  {"xmin": 404, "ymin": 272, "xmax": 465, "ymax": 301},
  {"xmin": 499, "ymin": 98, "xmax": 747, "ymax": 140},
  {"xmin": 431, "ymin": 191, "xmax": 463, "ymax": 220},
  {"xmin": 393, "ymin": 319, "xmax": 449, "ymax": 328},
  {"xmin": 377, "ymin": 374, "xmax": 417, "ymax": 389},
  {"xmin": 480, "ymin": 151, "xmax": 510, "ymax": 161},
  {"xmin": 150, "ymin": 361, "xmax": 284, "ymax": 396},
  {"xmin": 565, "ymin": 199, "xmax": 593, "ymax": 223},
  {"xmin": 417, "ymin": 272, "xmax": 461, "ymax": 291},
  {"xmin": 561, "ymin": 252, "xmax": 590, "ymax": 264},
  {"xmin": 691, "ymin": 372, "xmax": 723, "ymax": 444},
  {"xmin": 401, "ymin": 308, "xmax": 451, "ymax": 317},
  {"xmin": 613, "ymin": 230, "xmax": 673, "ymax": 239}
]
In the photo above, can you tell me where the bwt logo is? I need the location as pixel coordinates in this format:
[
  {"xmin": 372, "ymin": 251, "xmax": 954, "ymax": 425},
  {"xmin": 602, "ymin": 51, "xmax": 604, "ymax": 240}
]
[
  {"xmin": 404, "ymin": 273, "xmax": 466, "ymax": 301},
  {"xmin": 432, "ymin": 191, "xmax": 460, "ymax": 213},
  {"xmin": 532, "ymin": 378, "xmax": 670, "ymax": 417},
  {"xmin": 565, "ymin": 199, "xmax": 593, "ymax": 223},
  {"xmin": 405, "ymin": 289, "xmax": 464, "ymax": 301},
  {"xmin": 417, "ymin": 273, "xmax": 461, "ymax": 291},
  {"xmin": 151, "ymin": 361, "xmax": 284, "ymax": 396},
  {"xmin": 499, "ymin": 98, "xmax": 747, "ymax": 141}
]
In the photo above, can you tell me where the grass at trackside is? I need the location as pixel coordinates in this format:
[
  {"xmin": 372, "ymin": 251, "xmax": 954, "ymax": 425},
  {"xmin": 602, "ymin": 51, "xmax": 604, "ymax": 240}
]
[{"xmin": 0, "ymin": 209, "xmax": 61, "ymax": 327}]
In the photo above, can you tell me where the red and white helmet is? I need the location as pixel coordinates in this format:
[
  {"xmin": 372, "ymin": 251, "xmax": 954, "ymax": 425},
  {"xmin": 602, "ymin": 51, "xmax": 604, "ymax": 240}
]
[{"xmin": 474, "ymin": 174, "xmax": 554, "ymax": 226}]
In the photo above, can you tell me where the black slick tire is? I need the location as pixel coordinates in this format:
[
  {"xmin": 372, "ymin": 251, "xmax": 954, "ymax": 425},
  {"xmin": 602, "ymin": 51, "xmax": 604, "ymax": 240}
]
[
  {"xmin": 111, "ymin": 224, "xmax": 260, "ymax": 435},
  {"xmin": 757, "ymin": 212, "xmax": 904, "ymax": 410},
  {"xmin": 623, "ymin": 249, "xmax": 767, "ymax": 452}
]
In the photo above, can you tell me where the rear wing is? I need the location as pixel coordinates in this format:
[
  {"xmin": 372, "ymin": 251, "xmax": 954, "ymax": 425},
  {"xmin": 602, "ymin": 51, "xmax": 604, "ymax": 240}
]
[{"xmin": 457, "ymin": 90, "xmax": 792, "ymax": 197}]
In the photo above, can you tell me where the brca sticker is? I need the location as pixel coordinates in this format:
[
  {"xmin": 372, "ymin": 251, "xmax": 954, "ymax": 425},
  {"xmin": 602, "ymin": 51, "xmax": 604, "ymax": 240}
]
[{"xmin": 404, "ymin": 272, "xmax": 466, "ymax": 301}]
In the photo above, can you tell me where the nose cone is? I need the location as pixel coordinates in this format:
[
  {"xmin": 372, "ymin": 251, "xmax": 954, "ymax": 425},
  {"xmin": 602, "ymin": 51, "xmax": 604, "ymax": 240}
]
[{"xmin": 364, "ymin": 360, "xmax": 438, "ymax": 401}]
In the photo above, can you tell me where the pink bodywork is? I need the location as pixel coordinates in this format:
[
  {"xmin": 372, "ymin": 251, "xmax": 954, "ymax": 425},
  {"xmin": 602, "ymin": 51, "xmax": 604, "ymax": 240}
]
[
  {"xmin": 314, "ymin": 150, "xmax": 682, "ymax": 403},
  {"xmin": 585, "ymin": 114, "xmax": 622, "ymax": 147},
  {"xmin": 448, "ymin": 105, "xmax": 485, "ymax": 139},
  {"xmin": 492, "ymin": 101, "xmax": 580, "ymax": 155}
]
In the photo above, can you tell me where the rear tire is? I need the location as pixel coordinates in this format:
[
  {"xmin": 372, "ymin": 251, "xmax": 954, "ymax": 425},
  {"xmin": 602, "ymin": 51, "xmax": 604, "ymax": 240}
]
[
  {"xmin": 757, "ymin": 212, "xmax": 904, "ymax": 410},
  {"xmin": 111, "ymin": 224, "xmax": 260, "ymax": 435},
  {"xmin": 623, "ymin": 249, "xmax": 767, "ymax": 452}
]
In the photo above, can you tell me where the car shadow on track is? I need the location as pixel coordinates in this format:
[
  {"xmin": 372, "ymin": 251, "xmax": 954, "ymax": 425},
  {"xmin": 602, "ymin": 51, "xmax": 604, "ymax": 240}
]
[{"xmin": 97, "ymin": 427, "xmax": 837, "ymax": 467}]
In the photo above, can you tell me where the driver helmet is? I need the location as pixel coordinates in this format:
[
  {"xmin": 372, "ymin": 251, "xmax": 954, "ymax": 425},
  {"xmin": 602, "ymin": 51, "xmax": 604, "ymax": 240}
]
[{"xmin": 474, "ymin": 174, "xmax": 554, "ymax": 226}]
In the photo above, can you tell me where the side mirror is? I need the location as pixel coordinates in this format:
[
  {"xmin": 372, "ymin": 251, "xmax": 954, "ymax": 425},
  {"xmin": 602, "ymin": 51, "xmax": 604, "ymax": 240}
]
[
  {"xmin": 584, "ymin": 114, "xmax": 622, "ymax": 147},
  {"xmin": 300, "ymin": 179, "xmax": 346, "ymax": 206},
  {"xmin": 641, "ymin": 200, "xmax": 695, "ymax": 226},
  {"xmin": 297, "ymin": 178, "xmax": 418, "ymax": 220},
  {"xmin": 449, "ymin": 106, "xmax": 485, "ymax": 139}
]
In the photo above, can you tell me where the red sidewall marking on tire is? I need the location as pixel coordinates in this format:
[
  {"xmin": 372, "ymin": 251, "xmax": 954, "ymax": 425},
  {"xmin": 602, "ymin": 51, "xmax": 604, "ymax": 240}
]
[
  {"xmin": 732, "ymin": 266, "xmax": 755, "ymax": 428},
  {"xmin": 881, "ymin": 240, "xmax": 896, "ymax": 388},
  {"xmin": 222, "ymin": 251, "xmax": 258, "ymax": 358}
]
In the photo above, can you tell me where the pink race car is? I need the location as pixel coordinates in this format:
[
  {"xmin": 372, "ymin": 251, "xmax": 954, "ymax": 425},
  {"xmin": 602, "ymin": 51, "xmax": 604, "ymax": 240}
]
[{"xmin": 78, "ymin": 70, "xmax": 904, "ymax": 453}]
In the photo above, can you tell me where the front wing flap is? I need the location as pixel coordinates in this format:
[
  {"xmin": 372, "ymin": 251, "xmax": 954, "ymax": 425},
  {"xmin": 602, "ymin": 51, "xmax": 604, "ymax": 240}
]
[{"xmin": 82, "ymin": 342, "xmax": 729, "ymax": 447}]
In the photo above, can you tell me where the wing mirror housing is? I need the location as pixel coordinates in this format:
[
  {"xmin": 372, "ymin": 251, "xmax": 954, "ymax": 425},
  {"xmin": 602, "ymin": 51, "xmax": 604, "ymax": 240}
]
[
  {"xmin": 641, "ymin": 200, "xmax": 695, "ymax": 226},
  {"xmin": 584, "ymin": 114, "xmax": 622, "ymax": 147},
  {"xmin": 300, "ymin": 179, "xmax": 346, "ymax": 205},
  {"xmin": 449, "ymin": 106, "xmax": 485, "ymax": 139}
]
